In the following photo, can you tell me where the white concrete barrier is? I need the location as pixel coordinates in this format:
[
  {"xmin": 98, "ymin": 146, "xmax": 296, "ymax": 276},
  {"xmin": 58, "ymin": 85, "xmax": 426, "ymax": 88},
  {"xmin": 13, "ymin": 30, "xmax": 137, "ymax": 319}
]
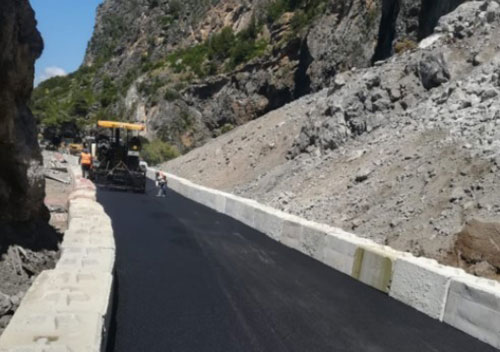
[
  {"xmin": 353, "ymin": 244, "xmax": 402, "ymax": 293},
  {"xmin": 68, "ymin": 189, "xmax": 96, "ymax": 201},
  {"xmin": 156, "ymin": 170, "xmax": 500, "ymax": 349},
  {"xmin": 66, "ymin": 218, "xmax": 113, "ymax": 237},
  {"xmin": 0, "ymin": 157, "xmax": 115, "ymax": 352},
  {"xmin": 390, "ymin": 256, "xmax": 465, "ymax": 320},
  {"xmin": 16, "ymin": 270, "xmax": 113, "ymax": 316},
  {"xmin": 0, "ymin": 312, "xmax": 104, "ymax": 352},
  {"xmin": 224, "ymin": 195, "xmax": 258, "ymax": 228},
  {"xmin": 253, "ymin": 204, "xmax": 284, "ymax": 242},
  {"xmin": 444, "ymin": 276, "xmax": 500, "ymax": 349},
  {"xmin": 57, "ymin": 247, "xmax": 115, "ymax": 274},
  {"xmin": 279, "ymin": 214, "xmax": 305, "ymax": 253},
  {"xmin": 299, "ymin": 222, "xmax": 332, "ymax": 263},
  {"xmin": 191, "ymin": 185, "xmax": 226, "ymax": 213},
  {"xmin": 323, "ymin": 230, "xmax": 368, "ymax": 276}
]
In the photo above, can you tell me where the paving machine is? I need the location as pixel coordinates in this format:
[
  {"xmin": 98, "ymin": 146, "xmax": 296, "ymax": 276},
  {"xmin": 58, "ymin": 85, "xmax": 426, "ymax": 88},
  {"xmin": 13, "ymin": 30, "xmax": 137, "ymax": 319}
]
[{"xmin": 90, "ymin": 121, "xmax": 147, "ymax": 193}]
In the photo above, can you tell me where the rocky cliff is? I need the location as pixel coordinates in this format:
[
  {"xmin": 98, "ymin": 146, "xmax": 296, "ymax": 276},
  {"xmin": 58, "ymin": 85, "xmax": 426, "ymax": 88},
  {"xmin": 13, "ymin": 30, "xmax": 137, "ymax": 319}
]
[
  {"xmin": 0, "ymin": 0, "xmax": 61, "ymax": 334},
  {"xmin": 0, "ymin": 0, "xmax": 46, "ymax": 225},
  {"xmin": 31, "ymin": 0, "xmax": 469, "ymax": 160}
]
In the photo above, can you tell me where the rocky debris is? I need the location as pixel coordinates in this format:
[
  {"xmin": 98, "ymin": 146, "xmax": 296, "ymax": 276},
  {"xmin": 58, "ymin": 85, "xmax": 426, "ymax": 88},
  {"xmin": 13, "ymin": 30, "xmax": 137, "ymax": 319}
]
[
  {"xmin": 452, "ymin": 219, "xmax": 500, "ymax": 278},
  {"xmin": 164, "ymin": 1, "xmax": 500, "ymax": 280},
  {"xmin": 419, "ymin": 53, "xmax": 451, "ymax": 89},
  {"xmin": 43, "ymin": 152, "xmax": 72, "ymax": 232},
  {"xmin": 43, "ymin": 152, "xmax": 71, "ymax": 184},
  {"xmin": 435, "ymin": 0, "xmax": 499, "ymax": 38},
  {"xmin": 0, "ymin": 293, "xmax": 11, "ymax": 317}
]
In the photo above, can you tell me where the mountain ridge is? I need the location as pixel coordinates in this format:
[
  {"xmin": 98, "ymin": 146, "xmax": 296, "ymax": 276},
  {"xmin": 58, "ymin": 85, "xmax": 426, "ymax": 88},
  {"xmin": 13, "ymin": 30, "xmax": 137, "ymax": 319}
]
[{"xmin": 32, "ymin": 0, "xmax": 467, "ymax": 160}]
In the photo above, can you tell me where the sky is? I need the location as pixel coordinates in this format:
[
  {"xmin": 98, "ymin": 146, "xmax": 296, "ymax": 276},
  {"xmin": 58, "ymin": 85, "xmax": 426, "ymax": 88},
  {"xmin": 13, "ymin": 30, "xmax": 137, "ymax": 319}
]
[{"xmin": 31, "ymin": 0, "xmax": 103, "ymax": 86}]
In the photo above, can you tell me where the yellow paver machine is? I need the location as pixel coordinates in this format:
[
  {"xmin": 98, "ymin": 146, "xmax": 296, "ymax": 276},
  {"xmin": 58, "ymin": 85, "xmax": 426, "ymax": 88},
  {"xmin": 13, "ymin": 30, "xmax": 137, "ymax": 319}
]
[{"xmin": 90, "ymin": 121, "xmax": 147, "ymax": 193}]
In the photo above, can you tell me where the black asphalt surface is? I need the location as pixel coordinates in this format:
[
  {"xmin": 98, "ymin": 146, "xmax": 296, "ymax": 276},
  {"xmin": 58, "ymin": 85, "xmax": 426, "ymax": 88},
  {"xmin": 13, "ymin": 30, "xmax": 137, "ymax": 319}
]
[{"xmin": 97, "ymin": 181, "xmax": 497, "ymax": 352}]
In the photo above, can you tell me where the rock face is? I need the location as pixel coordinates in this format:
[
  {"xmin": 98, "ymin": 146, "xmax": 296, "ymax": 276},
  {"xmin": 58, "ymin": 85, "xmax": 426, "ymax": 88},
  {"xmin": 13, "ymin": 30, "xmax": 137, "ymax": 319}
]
[
  {"xmin": 32, "ymin": 0, "xmax": 473, "ymax": 154},
  {"xmin": 0, "ymin": 0, "xmax": 46, "ymax": 224}
]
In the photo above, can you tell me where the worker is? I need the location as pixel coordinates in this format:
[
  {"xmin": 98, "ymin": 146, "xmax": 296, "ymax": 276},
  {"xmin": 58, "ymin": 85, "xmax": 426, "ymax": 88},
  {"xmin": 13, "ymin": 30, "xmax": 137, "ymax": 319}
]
[
  {"xmin": 156, "ymin": 171, "xmax": 168, "ymax": 197},
  {"xmin": 79, "ymin": 149, "xmax": 93, "ymax": 179}
]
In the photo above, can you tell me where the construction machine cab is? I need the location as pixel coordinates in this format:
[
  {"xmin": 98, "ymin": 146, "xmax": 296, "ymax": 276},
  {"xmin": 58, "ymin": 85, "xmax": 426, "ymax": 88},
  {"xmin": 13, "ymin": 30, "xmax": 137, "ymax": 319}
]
[{"xmin": 90, "ymin": 121, "xmax": 147, "ymax": 193}]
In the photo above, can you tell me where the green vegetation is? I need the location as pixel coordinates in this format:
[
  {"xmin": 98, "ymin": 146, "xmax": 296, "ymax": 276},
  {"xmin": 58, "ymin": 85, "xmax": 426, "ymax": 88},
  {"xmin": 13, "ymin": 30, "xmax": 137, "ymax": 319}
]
[
  {"xmin": 266, "ymin": 0, "xmax": 327, "ymax": 28},
  {"xmin": 220, "ymin": 123, "xmax": 234, "ymax": 134},
  {"xmin": 32, "ymin": 0, "xmax": 330, "ymax": 147},
  {"xmin": 31, "ymin": 67, "xmax": 97, "ymax": 128},
  {"xmin": 394, "ymin": 39, "xmax": 418, "ymax": 54},
  {"xmin": 140, "ymin": 139, "xmax": 180, "ymax": 165},
  {"xmin": 166, "ymin": 25, "xmax": 268, "ymax": 78},
  {"xmin": 168, "ymin": 0, "xmax": 183, "ymax": 19},
  {"xmin": 366, "ymin": 5, "xmax": 379, "ymax": 28},
  {"xmin": 94, "ymin": 15, "xmax": 127, "ymax": 64},
  {"xmin": 163, "ymin": 0, "xmax": 327, "ymax": 79},
  {"xmin": 164, "ymin": 88, "xmax": 181, "ymax": 101},
  {"xmin": 31, "ymin": 62, "xmax": 137, "ymax": 130},
  {"xmin": 138, "ymin": 76, "xmax": 165, "ymax": 97}
]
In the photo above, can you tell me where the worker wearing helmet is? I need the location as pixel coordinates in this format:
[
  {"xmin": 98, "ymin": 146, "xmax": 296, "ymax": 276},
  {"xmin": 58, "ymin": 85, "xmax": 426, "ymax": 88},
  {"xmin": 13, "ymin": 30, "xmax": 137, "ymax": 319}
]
[{"xmin": 79, "ymin": 149, "xmax": 93, "ymax": 179}]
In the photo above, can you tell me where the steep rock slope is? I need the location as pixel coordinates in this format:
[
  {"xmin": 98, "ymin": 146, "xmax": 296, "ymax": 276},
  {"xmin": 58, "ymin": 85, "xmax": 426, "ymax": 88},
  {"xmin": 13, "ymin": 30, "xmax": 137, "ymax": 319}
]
[
  {"xmin": 0, "ymin": 0, "xmax": 60, "ymax": 335},
  {"xmin": 0, "ymin": 0, "xmax": 45, "ymax": 224},
  {"xmin": 164, "ymin": 1, "xmax": 500, "ymax": 279},
  {"xmin": 31, "ymin": 0, "xmax": 468, "ymax": 157}
]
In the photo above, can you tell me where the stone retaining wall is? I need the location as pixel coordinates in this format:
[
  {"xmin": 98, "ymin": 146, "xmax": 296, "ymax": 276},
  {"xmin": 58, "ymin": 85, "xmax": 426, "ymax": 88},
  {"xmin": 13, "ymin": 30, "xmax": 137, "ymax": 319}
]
[{"xmin": 0, "ymin": 162, "xmax": 115, "ymax": 352}]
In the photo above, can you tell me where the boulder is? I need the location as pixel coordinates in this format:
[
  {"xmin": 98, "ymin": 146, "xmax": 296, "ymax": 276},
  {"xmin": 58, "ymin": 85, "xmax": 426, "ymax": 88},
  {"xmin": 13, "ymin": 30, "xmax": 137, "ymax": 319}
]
[
  {"xmin": 454, "ymin": 219, "xmax": 500, "ymax": 273},
  {"xmin": 419, "ymin": 53, "xmax": 451, "ymax": 90}
]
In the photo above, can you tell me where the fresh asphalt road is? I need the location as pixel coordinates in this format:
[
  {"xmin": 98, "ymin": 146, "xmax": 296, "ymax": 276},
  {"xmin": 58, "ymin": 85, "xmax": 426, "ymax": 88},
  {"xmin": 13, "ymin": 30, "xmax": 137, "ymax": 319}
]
[{"xmin": 97, "ymin": 181, "xmax": 496, "ymax": 352}]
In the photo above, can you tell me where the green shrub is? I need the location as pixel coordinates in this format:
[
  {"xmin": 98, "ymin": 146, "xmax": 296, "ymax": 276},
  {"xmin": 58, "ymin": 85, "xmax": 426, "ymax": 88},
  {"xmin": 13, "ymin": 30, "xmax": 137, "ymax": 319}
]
[
  {"xmin": 164, "ymin": 88, "xmax": 181, "ymax": 101},
  {"xmin": 161, "ymin": 15, "xmax": 175, "ymax": 29},
  {"xmin": 168, "ymin": 0, "xmax": 182, "ymax": 18},
  {"xmin": 167, "ymin": 25, "xmax": 268, "ymax": 77},
  {"xmin": 167, "ymin": 43, "xmax": 210, "ymax": 77},
  {"xmin": 207, "ymin": 27, "xmax": 235, "ymax": 61},
  {"xmin": 228, "ymin": 38, "xmax": 267, "ymax": 69},
  {"xmin": 266, "ymin": 0, "xmax": 327, "ymax": 27},
  {"xmin": 394, "ymin": 39, "xmax": 418, "ymax": 54},
  {"xmin": 179, "ymin": 108, "xmax": 194, "ymax": 129},
  {"xmin": 221, "ymin": 123, "xmax": 234, "ymax": 134},
  {"xmin": 137, "ymin": 76, "xmax": 166, "ymax": 101},
  {"xmin": 99, "ymin": 77, "xmax": 119, "ymax": 107},
  {"xmin": 266, "ymin": 0, "xmax": 292, "ymax": 23},
  {"xmin": 366, "ymin": 6, "xmax": 379, "ymax": 27},
  {"xmin": 141, "ymin": 139, "xmax": 180, "ymax": 165},
  {"xmin": 120, "ymin": 68, "xmax": 139, "ymax": 94}
]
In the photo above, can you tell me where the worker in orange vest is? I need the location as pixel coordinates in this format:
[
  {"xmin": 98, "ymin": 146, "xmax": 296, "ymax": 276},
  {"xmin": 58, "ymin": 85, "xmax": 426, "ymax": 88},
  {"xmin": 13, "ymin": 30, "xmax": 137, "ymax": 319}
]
[{"xmin": 79, "ymin": 149, "xmax": 93, "ymax": 179}]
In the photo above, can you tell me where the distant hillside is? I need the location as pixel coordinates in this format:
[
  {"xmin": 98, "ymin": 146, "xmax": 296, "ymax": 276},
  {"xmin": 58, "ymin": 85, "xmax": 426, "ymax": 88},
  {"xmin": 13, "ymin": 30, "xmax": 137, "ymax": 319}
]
[{"xmin": 31, "ymin": 0, "xmax": 466, "ymax": 160}]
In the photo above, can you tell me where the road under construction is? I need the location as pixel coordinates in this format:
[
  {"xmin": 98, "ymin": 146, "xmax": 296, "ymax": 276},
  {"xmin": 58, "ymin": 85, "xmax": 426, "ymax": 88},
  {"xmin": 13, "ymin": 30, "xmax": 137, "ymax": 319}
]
[{"xmin": 98, "ymin": 181, "xmax": 497, "ymax": 352}]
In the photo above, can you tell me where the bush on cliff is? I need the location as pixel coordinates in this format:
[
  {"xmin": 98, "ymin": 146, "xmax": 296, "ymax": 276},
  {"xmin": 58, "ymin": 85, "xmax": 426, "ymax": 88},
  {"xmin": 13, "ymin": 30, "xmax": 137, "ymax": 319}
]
[{"xmin": 141, "ymin": 139, "xmax": 180, "ymax": 165}]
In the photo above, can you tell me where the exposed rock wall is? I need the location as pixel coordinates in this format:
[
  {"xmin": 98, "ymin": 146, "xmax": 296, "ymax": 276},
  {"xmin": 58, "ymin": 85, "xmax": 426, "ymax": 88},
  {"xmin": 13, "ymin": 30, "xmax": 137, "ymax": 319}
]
[
  {"xmin": 33, "ymin": 0, "xmax": 475, "ymax": 156},
  {"xmin": 418, "ymin": 0, "xmax": 466, "ymax": 39},
  {"xmin": 0, "ymin": 0, "xmax": 46, "ymax": 224}
]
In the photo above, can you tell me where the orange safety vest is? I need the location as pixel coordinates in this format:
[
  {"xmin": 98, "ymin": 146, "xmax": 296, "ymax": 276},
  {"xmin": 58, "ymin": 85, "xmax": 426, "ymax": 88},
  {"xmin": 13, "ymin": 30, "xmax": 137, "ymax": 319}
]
[{"xmin": 80, "ymin": 153, "xmax": 92, "ymax": 166}]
